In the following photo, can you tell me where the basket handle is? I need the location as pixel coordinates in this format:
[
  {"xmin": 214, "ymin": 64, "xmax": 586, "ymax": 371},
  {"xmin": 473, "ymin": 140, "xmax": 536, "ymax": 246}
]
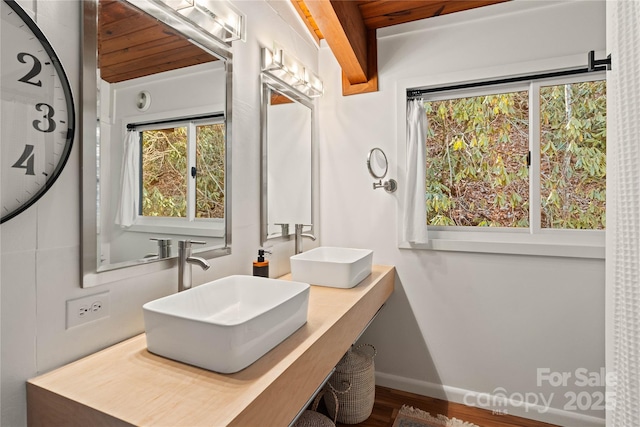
[
  {"xmin": 326, "ymin": 379, "xmax": 352, "ymax": 395},
  {"xmin": 311, "ymin": 385, "xmax": 342, "ymax": 424},
  {"xmin": 355, "ymin": 343, "xmax": 377, "ymax": 359}
]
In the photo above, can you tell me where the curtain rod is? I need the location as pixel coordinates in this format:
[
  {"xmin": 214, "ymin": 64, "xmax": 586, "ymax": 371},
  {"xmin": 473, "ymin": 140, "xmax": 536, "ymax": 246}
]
[
  {"xmin": 407, "ymin": 51, "xmax": 611, "ymax": 100},
  {"xmin": 126, "ymin": 113, "xmax": 224, "ymax": 130}
]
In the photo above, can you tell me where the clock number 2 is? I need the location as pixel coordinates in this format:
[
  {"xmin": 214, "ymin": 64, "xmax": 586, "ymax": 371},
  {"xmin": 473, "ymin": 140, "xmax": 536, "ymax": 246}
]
[
  {"xmin": 17, "ymin": 52, "xmax": 42, "ymax": 87},
  {"xmin": 12, "ymin": 145, "xmax": 35, "ymax": 176},
  {"xmin": 33, "ymin": 103, "xmax": 56, "ymax": 133}
]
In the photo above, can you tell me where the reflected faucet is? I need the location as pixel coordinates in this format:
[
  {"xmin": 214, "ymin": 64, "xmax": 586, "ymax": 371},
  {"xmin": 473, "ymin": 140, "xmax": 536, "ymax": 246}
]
[
  {"xmin": 178, "ymin": 240, "xmax": 210, "ymax": 292},
  {"xmin": 294, "ymin": 224, "xmax": 316, "ymax": 255},
  {"xmin": 145, "ymin": 238, "xmax": 172, "ymax": 259}
]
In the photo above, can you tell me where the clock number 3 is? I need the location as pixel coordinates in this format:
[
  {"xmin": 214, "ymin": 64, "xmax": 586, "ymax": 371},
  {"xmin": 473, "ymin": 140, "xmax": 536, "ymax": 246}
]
[
  {"xmin": 12, "ymin": 145, "xmax": 35, "ymax": 176},
  {"xmin": 17, "ymin": 52, "xmax": 42, "ymax": 87},
  {"xmin": 33, "ymin": 103, "xmax": 56, "ymax": 133}
]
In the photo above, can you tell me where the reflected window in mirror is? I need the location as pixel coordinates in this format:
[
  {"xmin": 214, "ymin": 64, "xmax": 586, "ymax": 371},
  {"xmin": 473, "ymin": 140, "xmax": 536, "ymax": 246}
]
[
  {"xmin": 130, "ymin": 118, "xmax": 224, "ymax": 219},
  {"xmin": 115, "ymin": 116, "xmax": 225, "ymax": 238}
]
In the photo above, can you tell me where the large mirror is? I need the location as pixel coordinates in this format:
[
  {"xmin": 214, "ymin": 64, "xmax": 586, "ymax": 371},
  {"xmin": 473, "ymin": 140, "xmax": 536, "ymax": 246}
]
[
  {"xmin": 260, "ymin": 76, "xmax": 314, "ymax": 245},
  {"xmin": 82, "ymin": 0, "xmax": 233, "ymax": 287}
]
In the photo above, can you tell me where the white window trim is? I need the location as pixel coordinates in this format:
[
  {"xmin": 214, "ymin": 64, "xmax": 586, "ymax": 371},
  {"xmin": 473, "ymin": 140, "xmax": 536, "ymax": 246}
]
[{"xmin": 396, "ymin": 59, "xmax": 606, "ymax": 259}]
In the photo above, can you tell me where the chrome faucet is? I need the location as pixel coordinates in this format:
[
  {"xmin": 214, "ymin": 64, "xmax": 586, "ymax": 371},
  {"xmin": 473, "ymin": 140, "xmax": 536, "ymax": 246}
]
[
  {"xmin": 294, "ymin": 224, "xmax": 316, "ymax": 255},
  {"xmin": 178, "ymin": 240, "xmax": 210, "ymax": 292}
]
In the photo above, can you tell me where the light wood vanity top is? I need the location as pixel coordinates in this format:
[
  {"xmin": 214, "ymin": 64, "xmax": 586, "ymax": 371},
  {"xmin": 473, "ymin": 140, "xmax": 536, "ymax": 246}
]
[{"xmin": 27, "ymin": 265, "xmax": 395, "ymax": 427}]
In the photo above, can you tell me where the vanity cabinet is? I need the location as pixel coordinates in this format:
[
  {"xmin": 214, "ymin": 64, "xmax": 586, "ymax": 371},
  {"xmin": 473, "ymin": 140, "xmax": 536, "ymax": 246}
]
[{"xmin": 27, "ymin": 265, "xmax": 395, "ymax": 426}]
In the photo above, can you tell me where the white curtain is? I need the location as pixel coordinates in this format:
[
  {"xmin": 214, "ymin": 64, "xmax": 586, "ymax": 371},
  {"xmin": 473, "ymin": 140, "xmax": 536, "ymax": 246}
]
[
  {"xmin": 402, "ymin": 99, "xmax": 429, "ymax": 244},
  {"xmin": 609, "ymin": 1, "xmax": 640, "ymax": 425},
  {"xmin": 115, "ymin": 130, "xmax": 140, "ymax": 227}
]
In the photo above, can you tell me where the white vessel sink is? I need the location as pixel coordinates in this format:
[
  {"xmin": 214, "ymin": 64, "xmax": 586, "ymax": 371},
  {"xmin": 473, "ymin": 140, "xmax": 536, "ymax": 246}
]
[
  {"xmin": 290, "ymin": 247, "xmax": 373, "ymax": 288},
  {"xmin": 143, "ymin": 275, "xmax": 310, "ymax": 373}
]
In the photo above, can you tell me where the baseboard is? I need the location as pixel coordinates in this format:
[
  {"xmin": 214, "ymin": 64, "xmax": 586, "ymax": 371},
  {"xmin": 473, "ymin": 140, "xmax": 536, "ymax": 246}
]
[{"xmin": 375, "ymin": 372, "xmax": 606, "ymax": 427}]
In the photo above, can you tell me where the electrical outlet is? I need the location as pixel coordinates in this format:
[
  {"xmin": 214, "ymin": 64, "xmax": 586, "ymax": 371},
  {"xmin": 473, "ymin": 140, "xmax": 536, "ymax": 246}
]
[{"xmin": 66, "ymin": 291, "xmax": 110, "ymax": 329}]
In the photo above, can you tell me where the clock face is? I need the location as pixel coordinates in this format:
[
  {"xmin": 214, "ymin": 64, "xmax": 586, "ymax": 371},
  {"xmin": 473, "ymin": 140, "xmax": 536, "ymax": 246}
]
[{"xmin": 1, "ymin": 0, "xmax": 75, "ymax": 224}]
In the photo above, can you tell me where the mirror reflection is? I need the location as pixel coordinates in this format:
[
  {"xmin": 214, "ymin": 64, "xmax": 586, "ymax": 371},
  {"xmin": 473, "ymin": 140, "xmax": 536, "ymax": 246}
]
[
  {"xmin": 367, "ymin": 147, "xmax": 389, "ymax": 179},
  {"xmin": 261, "ymin": 80, "xmax": 313, "ymax": 244},
  {"xmin": 82, "ymin": 0, "xmax": 232, "ymax": 285}
]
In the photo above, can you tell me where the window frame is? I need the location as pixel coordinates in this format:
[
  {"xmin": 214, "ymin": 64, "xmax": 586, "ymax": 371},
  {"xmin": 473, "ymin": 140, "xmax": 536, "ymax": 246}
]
[
  {"xmin": 398, "ymin": 72, "xmax": 606, "ymax": 259},
  {"xmin": 127, "ymin": 116, "xmax": 226, "ymax": 238}
]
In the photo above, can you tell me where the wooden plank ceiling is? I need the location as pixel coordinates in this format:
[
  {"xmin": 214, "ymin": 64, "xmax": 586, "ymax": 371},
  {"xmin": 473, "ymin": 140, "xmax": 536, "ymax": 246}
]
[
  {"xmin": 98, "ymin": 0, "xmax": 217, "ymax": 84},
  {"xmin": 98, "ymin": 0, "xmax": 507, "ymax": 90},
  {"xmin": 295, "ymin": 0, "xmax": 509, "ymax": 95}
]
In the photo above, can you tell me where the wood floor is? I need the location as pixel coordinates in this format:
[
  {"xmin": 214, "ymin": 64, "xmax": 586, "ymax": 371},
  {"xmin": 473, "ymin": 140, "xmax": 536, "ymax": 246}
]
[{"xmin": 331, "ymin": 386, "xmax": 560, "ymax": 427}]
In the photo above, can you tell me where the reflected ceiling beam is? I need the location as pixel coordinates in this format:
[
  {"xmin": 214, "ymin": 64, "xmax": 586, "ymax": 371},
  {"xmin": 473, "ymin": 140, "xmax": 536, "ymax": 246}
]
[{"xmin": 303, "ymin": 0, "xmax": 378, "ymax": 95}]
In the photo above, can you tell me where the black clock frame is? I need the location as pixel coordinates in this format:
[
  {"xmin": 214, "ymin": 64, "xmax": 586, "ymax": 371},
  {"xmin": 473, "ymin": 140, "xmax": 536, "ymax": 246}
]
[{"xmin": 1, "ymin": 0, "xmax": 76, "ymax": 224}]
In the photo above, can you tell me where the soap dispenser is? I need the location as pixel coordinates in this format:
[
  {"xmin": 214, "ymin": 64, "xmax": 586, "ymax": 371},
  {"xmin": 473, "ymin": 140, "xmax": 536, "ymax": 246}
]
[{"xmin": 253, "ymin": 249, "xmax": 270, "ymax": 278}]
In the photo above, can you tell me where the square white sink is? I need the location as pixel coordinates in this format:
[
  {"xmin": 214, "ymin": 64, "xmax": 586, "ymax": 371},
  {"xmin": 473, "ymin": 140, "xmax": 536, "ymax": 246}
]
[
  {"xmin": 290, "ymin": 247, "xmax": 373, "ymax": 288},
  {"xmin": 143, "ymin": 275, "xmax": 309, "ymax": 373}
]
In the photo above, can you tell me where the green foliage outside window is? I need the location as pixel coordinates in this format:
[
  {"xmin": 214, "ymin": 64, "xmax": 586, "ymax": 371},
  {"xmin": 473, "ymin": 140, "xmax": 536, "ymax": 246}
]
[
  {"xmin": 141, "ymin": 123, "xmax": 225, "ymax": 219},
  {"xmin": 540, "ymin": 81, "xmax": 606, "ymax": 229},
  {"xmin": 195, "ymin": 123, "xmax": 225, "ymax": 218},
  {"xmin": 424, "ymin": 80, "xmax": 606, "ymax": 230},
  {"xmin": 425, "ymin": 91, "xmax": 530, "ymax": 227},
  {"xmin": 142, "ymin": 127, "xmax": 188, "ymax": 217}
]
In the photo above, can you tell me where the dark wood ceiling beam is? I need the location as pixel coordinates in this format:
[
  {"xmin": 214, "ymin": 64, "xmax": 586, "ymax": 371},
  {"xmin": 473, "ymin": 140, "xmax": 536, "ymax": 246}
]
[
  {"xmin": 304, "ymin": 0, "xmax": 370, "ymax": 85},
  {"xmin": 342, "ymin": 28, "xmax": 378, "ymax": 96}
]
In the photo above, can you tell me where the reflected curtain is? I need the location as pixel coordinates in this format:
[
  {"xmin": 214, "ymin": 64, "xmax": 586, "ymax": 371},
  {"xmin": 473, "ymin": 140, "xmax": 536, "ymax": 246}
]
[
  {"xmin": 403, "ymin": 99, "xmax": 429, "ymax": 244},
  {"xmin": 609, "ymin": 1, "xmax": 640, "ymax": 426},
  {"xmin": 115, "ymin": 130, "xmax": 140, "ymax": 227}
]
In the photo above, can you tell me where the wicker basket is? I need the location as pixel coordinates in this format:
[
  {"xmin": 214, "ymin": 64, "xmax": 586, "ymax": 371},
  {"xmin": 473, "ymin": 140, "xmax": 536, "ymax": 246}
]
[
  {"xmin": 293, "ymin": 386, "xmax": 339, "ymax": 427},
  {"xmin": 324, "ymin": 344, "xmax": 377, "ymax": 424}
]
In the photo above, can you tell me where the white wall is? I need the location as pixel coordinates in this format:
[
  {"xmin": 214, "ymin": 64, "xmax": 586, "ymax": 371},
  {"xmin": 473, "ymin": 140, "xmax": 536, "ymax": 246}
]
[
  {"xmin": 318, "ymin": 1, "xmax": 606, "ymax": 426},
  {"xmin": 0, "ymin": 1, "xmax": 318, "ymax": 425}
]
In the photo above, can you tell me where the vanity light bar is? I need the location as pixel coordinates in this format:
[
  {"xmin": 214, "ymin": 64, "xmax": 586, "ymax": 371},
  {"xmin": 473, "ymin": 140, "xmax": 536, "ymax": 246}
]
[
  {"xmin": 262, "ymin": 46, "xmax": 324, "ymax": 98},
  {"xmin": 155, "ymin": 0, "xmax": 245, "ymax": 43}
]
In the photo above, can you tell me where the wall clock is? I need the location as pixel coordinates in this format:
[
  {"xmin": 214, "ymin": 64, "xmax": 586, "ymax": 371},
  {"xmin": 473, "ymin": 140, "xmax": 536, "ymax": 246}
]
[{"xmin": 1, "ymin": 0, "xmax": 75, "ymax": 224}]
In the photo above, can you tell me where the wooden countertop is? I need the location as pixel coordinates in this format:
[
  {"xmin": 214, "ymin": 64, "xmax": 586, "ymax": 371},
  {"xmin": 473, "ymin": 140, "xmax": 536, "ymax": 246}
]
[{"xmin": 27, "ymin": 265, "xmax": 395, "ymax": 427}]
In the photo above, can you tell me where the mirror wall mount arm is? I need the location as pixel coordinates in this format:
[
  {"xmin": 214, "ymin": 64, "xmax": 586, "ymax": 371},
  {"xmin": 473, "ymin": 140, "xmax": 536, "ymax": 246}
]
[{"xmin": 373, "ymin": 179, "xmax": 398, "ymax": 193}]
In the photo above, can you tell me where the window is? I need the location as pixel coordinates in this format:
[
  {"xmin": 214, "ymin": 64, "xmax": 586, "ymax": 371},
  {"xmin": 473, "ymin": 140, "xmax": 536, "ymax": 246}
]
[
  {"xmin": 133, "ymin": 117, "xmax": 225, "ymax": 234},
  {"xmin": 426, "ymin": 88, "xmax": 530, "ymax": 227},
  {"xmin": 539, "ymin": 81, "xmax": 606, "ymax": 230},
  {"xmin": 412, "ymin": 73, "xmax": 606, "ymax": 257}
]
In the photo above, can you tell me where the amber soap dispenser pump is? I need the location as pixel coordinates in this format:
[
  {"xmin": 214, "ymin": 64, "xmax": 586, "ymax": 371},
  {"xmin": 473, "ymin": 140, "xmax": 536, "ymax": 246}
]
[{"xmin": 253, "ymin": 249, "xmax": 270, "ymax": 277}]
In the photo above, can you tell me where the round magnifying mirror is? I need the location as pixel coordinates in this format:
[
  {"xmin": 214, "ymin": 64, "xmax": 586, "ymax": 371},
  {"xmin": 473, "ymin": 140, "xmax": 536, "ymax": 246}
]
[{"xmin": 367, "ymin": 148, "xmax": 389, "ymax": 179}]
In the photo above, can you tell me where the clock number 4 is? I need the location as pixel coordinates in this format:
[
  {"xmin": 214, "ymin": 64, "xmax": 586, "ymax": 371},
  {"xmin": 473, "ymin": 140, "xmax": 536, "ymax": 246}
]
[{"xmin": 12, "ymin": 145, "xmax": 35, "ymax": 176}]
